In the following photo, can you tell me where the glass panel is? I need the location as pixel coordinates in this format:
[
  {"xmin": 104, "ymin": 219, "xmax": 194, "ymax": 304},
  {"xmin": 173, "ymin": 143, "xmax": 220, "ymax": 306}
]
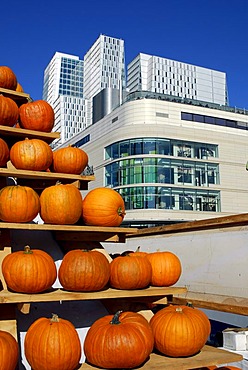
[
  {"xmin": 130, "ymin": 139, "xmax": 143, "ymax": 155},
  {"xmin": 144, "ymin": 139, "xmax": 156, "ymax": 154}
]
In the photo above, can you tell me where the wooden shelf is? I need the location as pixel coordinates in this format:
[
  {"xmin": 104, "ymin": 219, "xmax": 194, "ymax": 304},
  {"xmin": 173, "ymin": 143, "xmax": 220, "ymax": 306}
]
[
  {"xmin": 0, "ymin": 286, "xmax": 187, "ymax": 304},
  {"xmin": 0, "ymin": 87, "xmax": 32, "ymax": 106},
  {"xmin": 0, "ymin": 124, "xmax": 60, "ymax": 145},
  {"xmin": 79, "ymin": 345, "xmax": 243, "ymax": 369}
]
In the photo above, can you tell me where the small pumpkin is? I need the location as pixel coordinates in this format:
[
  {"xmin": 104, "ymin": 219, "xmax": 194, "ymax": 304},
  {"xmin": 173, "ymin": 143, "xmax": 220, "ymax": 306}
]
[
  {"xmin": 58, "ymin": 249, "xmax": 110, "ymax": 291},
  {"xmin": 40, "ymin": 183, "xmax": 82, "ymax": 224},
  {"xmin": 16, "ymin": 82, "xmax": 24, "ymax": 92},
  {"xmin": 0, "ymin": 66, "xmax": 17, "ymax": 90},
  {"xmin": 146, "ymin": 250, "xmax": 182, "ymax": 287},
  {"xmin": 52, "ymin": 145, "xmax": 88, "ymax": 174},
  {"xmin": 150, "ymin": 304, "xmax": 211, "ymax": 357},
  {"xmin": 2, "ymin": 245, "xmax": 57, "ymax": 293},
  {"xmin": 84, "ymin": 310, "xmax": 154, "ymax": 369},
  {"xmin": 0, "ymin": 330, "xmax": 19, "ymax": 370},
  {"xmin": 0, "ymin": 185, "xmax": 40, "ymax": 223},
  {"xmin": 10, "ymin": 137, "xmax": 53, "ymax": 171},
  {"xmin": 19, "ymin": 99, "xmax": 55, "ymax": 132},
  {"xmin": 0, "ymin": 138, "xmax": 9, "ymax": 167},
  {"xmin": 0, "ymin": 95, "xmax": 19, "ymax": 127},
  {"xmin": 24, "ymin": 313, "xmax": 81, "ymax": 370},
  {"xmin": 82, "ymin": 187, "xmax": 125, "ymax": 226},
  {"xmin": 109, "ymin": 254, "xmax": 152, "ymax": 290}
]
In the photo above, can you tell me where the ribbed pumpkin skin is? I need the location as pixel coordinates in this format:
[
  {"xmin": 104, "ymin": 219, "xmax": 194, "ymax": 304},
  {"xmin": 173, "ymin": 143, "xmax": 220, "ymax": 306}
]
[
  {"xmin": 2, "ymin": 246, "xmax": 57, "ymax": 293},
  {"xmin": 53, "ymin": 146, "xmax": 88, "ymax": 174},
  {"xmin": 19, "ymin": 100, "xmax": 55, "ymax": 132},
  {"xmin": 40, "ymin": 183, "xmax": 82, "ymax": 224},
  {"xmin": 24, "ymin": 314, "xmax": 81, "ymax": 370},
  {"xmin": 0, "ymin": 66, "xmax": 17, "ymax": 90},
  {"xmin": 82, "ymin": 187, "xmax": 125, "ymax": 226},
  {"xmin": 10, "ymin": 137, "xmax": 53, "ymax": 171},
  {"xmin": 146, "ymin": 251, "xmax": 182, "ymax": 287},
  {"xmin": 0, "ymin": 138, "xmax": 9, "ymax": 167},
  {"xmin": 0, "ymin": 330, "xmax": 19, "ymax": 370},
  {"xmin": 84, "ymin": 311, "xmax": 154, "ymax": 369},
  {"xmin": 58, "ymin": 249, "xmax": 110, "ymax": 291},
  {"xmin": 0, "ymin": 185, "xmax": 40, "ymax": 222},
  {"xmin": 150, "ymin": 305, "xmax": 211, "ymax": 357},
  {"xmin": 110, "ymin": 255, "xmax": 152, "ymax": 289},
  {"xmin": 0, "ymin": 95, "xmax": 19, "ymax": 127}
]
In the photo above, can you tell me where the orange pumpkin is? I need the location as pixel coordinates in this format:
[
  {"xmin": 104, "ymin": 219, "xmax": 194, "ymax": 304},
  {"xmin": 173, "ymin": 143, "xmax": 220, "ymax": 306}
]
[
  {"xmin": 0, "ymin": 330, "xmax": 18, "ymax": 370},
  {"xmin": 146, "ymin": 251, "xmax": 182, "ymax": 286},
  {"xmin": 40, "ymin": 183, "xmax": 82, "ymax": 224},
  {"xmin": 0, "ymin": 185, "xmax": 40, "ymax": 223},
  {"xmin": 0, "ymin": 95, "xmax": 19, "ymax": 127},
  {"xmin": 0, "ymin": 66, "xmax": 17, "ymax": 90},
  {"xmin": 109, "ymin": 254, "xmax": 152, "ymax": 289},
  {"xmin": 16, "ymin": 82, "xmax": 24, "ymax": 92},
  {"xmin": 82, "ymin": 187, "xmax": 125, "ymax": 226},
  {"xmin": 52, "ymin": 145, "xmax": 88, "ymax": 174},
  {"xmin": 19, "ymin": 99, "xmax": 55, "ymax": 132},
  {"xmin": 2, "ymin": 245, "xmax": 57, "ymax": 293},
  {"xmin": 58, "ymin": 249, "xmax": 110, "ymax": 291},
  {"xmin": 150, "ymin": 304, "xmax": 211, "ymax": 357},
  {"xmin": 0, "ymin": 138, "xmax": 9, "ymax": 167},
  {"xmin": 10, "ymin": 137, "xmax": 53, "ymax": 171},
  {"xmin": 24, "ymin": 313, "xmax": 81, "ymax": 370},
  {"xmin": 84, "ymin": 311, "xmax": 154, "ymax": 369}
]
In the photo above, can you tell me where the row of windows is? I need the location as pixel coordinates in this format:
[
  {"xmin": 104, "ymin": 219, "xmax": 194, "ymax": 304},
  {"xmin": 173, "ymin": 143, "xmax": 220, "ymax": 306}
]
[
  {"xmin": 182, "ymin": 112, "xmax": 248, "ymax": 130},
  {"xmin": 106, "ymin": 158, "xmax": 219, "ymax": 188},
  {"xmin": 73, "ymin": 134, "xmax": 90, "ymax": 147},
  {"xmin": 117, "ymin": 186, "xmax": 220, "ymax": 212},
  {"xmin": 105, "ymin": 138, "xmax": 217, "ymax": 160}
]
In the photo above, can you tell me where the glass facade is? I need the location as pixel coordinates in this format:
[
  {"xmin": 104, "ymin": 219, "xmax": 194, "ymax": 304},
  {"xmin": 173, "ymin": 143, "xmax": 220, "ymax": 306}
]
[
  {"xmin": 105, "ymin": 138, "xmax": 220, "ymax": 212},
  {"xmin": 59, "ymin": 57, "xmax": 84, "ymax": 97}
]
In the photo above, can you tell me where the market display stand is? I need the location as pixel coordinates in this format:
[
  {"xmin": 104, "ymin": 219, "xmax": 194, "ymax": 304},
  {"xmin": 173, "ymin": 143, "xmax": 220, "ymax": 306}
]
[{"xmin": 0, "ymin": 88, "xmax": 243, "ymax": 369}]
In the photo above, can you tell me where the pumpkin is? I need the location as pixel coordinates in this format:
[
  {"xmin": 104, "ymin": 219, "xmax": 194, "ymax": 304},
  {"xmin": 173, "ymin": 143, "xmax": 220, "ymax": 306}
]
[
  {"xmin": 24, "ymin": 313, "xmax": 81, "ymax": 370},
  {"xmin": 2, "ymin": 245, "xmax": 57, "ymax": 293},
  {"xmin": 0, "ymin": 95, "xmax": 19, "ymax": 127},
  {"xmin": 16, "ymin": 82, "xmax": 24, "ymax": 92},
  {"xmin": 52, "ymin": 145, "xmax": 88, "ymax": 174},
  {"xmin": 0, "ymin": 138, "xmax": 9, "ymax": 167},
  {"xmin": 0, "ymin": 330, "xmax": 18, "ymax": 370},
  {"xmin": 146, "ymin": 251, "xmax": 182, "ymax": 286},
  {"xmin": 109, "ymin": 254, "xmax": 152, "ymax": 290},
  {"xmin": 58, "ymin": 249, "xmax": 110, "ymax": 291},
  {"xmin": 0, "ymin": 185, "xmax": 40, "ymax": 223},
  {"xmin": 40, "ymin": 183, "xmax": 82, "ymax": 224},
  {"xmin": 82, "ymin": 187, "xmax": 125, "ymax": 226},
  {"xmin": 150, "ymin": 304, "xmax": 211, "ymax": 357},
  {"xmin": 10, "ymin": 137, "xmax": 53, "ymax": 171},
  {"xmin": 84, "ymin": 310, "xmax": 154, "ymax": 369},
  {"xmin": 0, "ymin": 66, "xmax": 17, "ymax": 90},
  {"xmin": 19, "ymin": 99, "xmax": 55, "ymax": 132}
]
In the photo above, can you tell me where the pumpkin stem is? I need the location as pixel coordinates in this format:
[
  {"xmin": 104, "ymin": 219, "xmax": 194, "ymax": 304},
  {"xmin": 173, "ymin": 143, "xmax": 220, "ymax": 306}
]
[
  {"xmin": 135, "ymin": 246, "xmax": 141, "ymax": 252},
  {"xmin": 175, "ymin": 307, "xmax": 183, "ymax": 313},
  {"xmin": 50, "ymin": 313, "xmax": 60, "ymax": 323},
  {"xmin": 117, "ymin": 207, "xmax": 126, "ymax": 217},
  {"xmin": 23, "ymin": 245, "xmax": 33, "ymax": 254},
  {"xmin": 110, "ymin": 310, "xmax": 123, "ymax": 325},
  {"xmin": 186, "ymin": 301, "xmax": 194, "ymax": 308}
]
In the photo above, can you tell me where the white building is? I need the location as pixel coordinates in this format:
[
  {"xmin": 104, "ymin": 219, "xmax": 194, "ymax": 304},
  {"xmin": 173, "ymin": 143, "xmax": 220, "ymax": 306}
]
[{"xmin": 127, "ymin": 53, "xmax": 228, "ymax": 106}]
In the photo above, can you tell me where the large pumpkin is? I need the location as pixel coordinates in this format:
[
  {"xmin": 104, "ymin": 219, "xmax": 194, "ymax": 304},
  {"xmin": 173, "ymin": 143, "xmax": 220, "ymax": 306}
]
[
  {"xmin": 84, "ymin": 310, "xmax": 154, "ymax": 369},
  {"xmin": 109, "ymin": 254, "xmax": 152, "ymax": 289},
  {"xmin": 2, "ymin": 245, "xmax": 57, "ymax": 293},
  {"xmin": 0, "ymin": 66, "xmax": 17, "ymax": 90},
  {"xmin": 10, "ymin": 137, "xmax": 53, "ymax": 171},
  {"xmin": 58, "ymin": 249, "xmax": 110, "ymax": 291},
  {"xmin": 146, "ymin": 251, "xmax": 182, "ymax": 286},
  {"xmin": 40, "ymin": 183, "xmax": 82, "ymax": 224},
  {"xmin": 150, "ymin": 304, "xmax": 211, "ymax": 357},
  {"xmin": 82, "ymin": 187, "xmax": 125, "ymax": 226},
  {"xmin": 0, "ymin": 185, "xmax": 40, "ymax": 222},
  {"xmin": 52, "ymin": 145, "xmax": 88, "ymax": 174},
  {"xmin": 0, "ymin": 95, "xmax": 19, "ymax": 127},
  {"xmin": 0, "ymin": 138, "xmax": 9, "ymax": 167},
  {"xmin": 19, "ymin": 99, "xmax": 55, "ymax": 132},
  {"xmin": 24, "ymin": 313, "xmax": 81, "ymax": 370},
  {"xmin": 0, "ymin": 330, "xmax": 19, "ymax": 370}
]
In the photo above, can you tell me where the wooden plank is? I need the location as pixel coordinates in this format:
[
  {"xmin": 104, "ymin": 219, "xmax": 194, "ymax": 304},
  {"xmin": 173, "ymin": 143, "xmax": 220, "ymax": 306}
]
[
  {"xmin": 170, "ymin": 291, "xmax": 248, "ymax": 316},
  {"xmin": 0, "ymin": 124, "xmax": 60, "ymax": 144},
  {"xmin": 0, "ymin": 87, "xmax": 32, "ymax": 106},
  {"xmin": 127, "ymin": 212, "xmax": 248, "ymax": 238},
  {"xmin": 0, "ymin": 320, "xmax": 17, "ymax": 340},
  {"xmin": 79, "ymin": 345, "xmax": 243, "ymax": 369},
  {"xmin": 0, "ymin": 286, "xmax": 187, "ymax": 304}
]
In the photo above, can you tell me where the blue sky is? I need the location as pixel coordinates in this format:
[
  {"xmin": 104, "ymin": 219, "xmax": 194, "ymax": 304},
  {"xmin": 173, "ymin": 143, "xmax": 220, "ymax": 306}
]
[{"xmin": 2, "ymin": 0, "xmax": 248, "ymax": 108}]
